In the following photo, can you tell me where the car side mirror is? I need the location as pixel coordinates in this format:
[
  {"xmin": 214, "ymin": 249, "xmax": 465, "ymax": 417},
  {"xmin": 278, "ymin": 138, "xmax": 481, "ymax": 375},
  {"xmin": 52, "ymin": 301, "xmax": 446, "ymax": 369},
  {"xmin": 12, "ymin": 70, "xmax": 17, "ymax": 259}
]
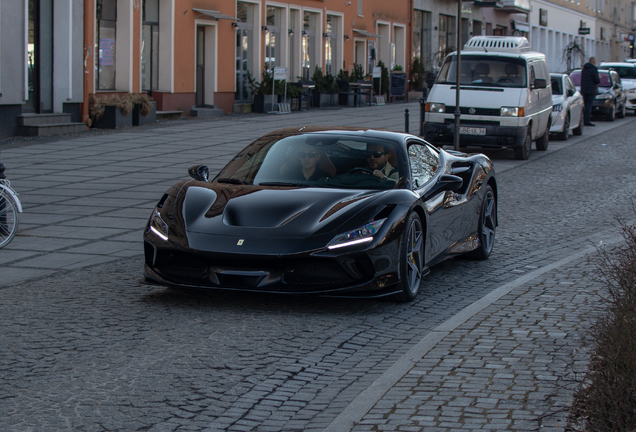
[
  {"xmin": 188, "ymin": 164, "xmax": 209, "ymax": 182},
  {"xmin": 422, "ymin": 174, "xmax": 463, "ymax": 201},
  {"xmin": 567, "ymin": 88, "xmax": 575, "ymax": 97},
  {"xmin": 533, "ymin": 78, "xmax": 547, "ymax": 89}
]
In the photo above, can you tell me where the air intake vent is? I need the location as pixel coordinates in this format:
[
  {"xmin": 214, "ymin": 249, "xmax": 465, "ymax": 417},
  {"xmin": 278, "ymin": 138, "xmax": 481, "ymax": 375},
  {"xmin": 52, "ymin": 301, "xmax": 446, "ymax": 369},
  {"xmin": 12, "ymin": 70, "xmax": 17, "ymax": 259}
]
[{"xmin": 463, "ymin": 36, "xmax": 531, "ymax": 53}]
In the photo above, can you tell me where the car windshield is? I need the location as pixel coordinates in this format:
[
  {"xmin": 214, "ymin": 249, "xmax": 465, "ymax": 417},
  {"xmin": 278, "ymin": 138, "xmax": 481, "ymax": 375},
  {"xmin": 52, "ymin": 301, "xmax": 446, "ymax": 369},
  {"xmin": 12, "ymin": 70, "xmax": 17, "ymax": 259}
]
[
  {"xmin": 551, "ymin": 76, "xmax": 563, "ymax": 95},
  {"xmin": 436, "ymin": 55, "xmax": 527, "ymax": 87},
  {"xmin": 569, "ymin": 70, "xmax": 611, "ymax": 87},
  {"xmin": 213, "ymin": 133, "xmax": 404, "ymax": 190},
  {"xmin": 598, "ymin": 66, "xmax": 636, "ymax": 79}
]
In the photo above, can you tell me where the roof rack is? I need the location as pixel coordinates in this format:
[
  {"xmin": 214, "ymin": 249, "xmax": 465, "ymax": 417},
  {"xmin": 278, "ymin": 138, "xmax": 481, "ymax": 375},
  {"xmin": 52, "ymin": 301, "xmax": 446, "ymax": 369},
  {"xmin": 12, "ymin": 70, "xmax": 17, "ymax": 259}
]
[{"xmin": 463, "ymin": 36, "xmax": 531, "ymax": 53}]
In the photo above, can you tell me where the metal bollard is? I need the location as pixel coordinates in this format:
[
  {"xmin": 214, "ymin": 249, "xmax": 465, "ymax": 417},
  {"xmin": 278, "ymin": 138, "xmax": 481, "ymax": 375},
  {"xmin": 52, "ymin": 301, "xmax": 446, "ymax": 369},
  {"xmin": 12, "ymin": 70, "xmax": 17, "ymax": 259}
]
[
  {"xmin": 404, "ymin": 109, "xmax": 409, "ymax": 134},
  {"xmin": 419, "ymin": 98, "xmax": 426, "ymax": 137}
]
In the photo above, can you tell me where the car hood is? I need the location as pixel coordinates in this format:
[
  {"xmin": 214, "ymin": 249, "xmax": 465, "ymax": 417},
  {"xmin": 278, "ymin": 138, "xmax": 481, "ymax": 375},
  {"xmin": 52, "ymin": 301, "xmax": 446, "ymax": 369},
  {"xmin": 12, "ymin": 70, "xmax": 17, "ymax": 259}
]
[{"xmin": 177, "ymin": 183, "xmax": 385, "ymax": 238}]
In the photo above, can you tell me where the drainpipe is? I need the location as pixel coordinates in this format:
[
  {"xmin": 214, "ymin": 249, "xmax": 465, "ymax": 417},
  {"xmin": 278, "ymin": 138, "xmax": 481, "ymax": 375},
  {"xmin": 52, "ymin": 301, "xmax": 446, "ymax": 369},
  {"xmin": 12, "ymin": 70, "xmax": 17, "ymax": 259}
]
[{"xmin": 82, "ymin": 0, "xmax": 93, "ymax": 126}]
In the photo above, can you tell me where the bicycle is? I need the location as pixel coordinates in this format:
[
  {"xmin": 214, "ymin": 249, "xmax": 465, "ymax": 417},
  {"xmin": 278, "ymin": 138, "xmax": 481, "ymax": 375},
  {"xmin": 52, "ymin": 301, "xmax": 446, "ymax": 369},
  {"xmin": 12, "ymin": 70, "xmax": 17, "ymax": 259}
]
[{"xmin": 0, "ymin": 160, "xmax": 22, "ymax": 248}]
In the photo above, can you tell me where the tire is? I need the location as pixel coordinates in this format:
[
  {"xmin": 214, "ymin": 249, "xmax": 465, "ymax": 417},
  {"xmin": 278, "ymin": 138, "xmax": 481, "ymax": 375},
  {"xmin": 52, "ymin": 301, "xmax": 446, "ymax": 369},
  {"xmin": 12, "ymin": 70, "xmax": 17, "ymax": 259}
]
[
  {"xmin": 606, "ymin": 103, "xmax": 615, "ymax": 121},
  {"xmin": 465, "ymin": 185, "xmax": 496, "ymax": 260},
  {"xmin": 535, "ymin": 122, "xmax": 550, "ymax": 151},
  {"xmin": 390, "ymin": 212, "xmax": 424, "ymax": 302},
  {"xmin": 514, "ymin": 129, "xmax": 532, "ymax": 160},
  {"xmin": 572, "ymin": 113, "xmax": 584, "ymax": 136},
  {"xmin": 0, "ymin": 192, "xmax": 19, "ymax": 248},
  {"xmin": 617, "ymin": 102, "xmax": 626, "ymax": 118},
  {"xmin": 556, "ymin": 113, "xmax": 569, "ymax": 141}
]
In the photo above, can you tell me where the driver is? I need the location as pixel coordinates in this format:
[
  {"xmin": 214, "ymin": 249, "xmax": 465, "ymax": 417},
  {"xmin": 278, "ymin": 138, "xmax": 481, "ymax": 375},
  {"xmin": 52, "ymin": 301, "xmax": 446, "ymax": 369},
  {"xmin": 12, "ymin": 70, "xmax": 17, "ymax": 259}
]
[{"xmin": 365, "ymin": 143, "xmax": 399, "ymax": 182}]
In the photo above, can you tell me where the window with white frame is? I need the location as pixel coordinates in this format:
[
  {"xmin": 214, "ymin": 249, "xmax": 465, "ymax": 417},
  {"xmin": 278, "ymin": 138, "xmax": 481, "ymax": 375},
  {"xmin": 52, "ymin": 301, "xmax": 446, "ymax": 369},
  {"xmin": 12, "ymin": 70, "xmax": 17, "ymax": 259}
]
[
  {"xmin": 265, "ymin": 6, "xmax": 283, "ymax": 70},
  {"xmin": 236, "ymin": 1, "xmax": 256, "ymax": 101},
  {"xmin": 325, "ymin": 14, "xmax": 341, "ymax": 76},
  {"xmin": 96, "ymin": 0, "xmax": 117, "ymax": 90},
  {"xmin": 141, "ymin": 0, "xmax": 159, "ymax": 91},
  {"xmin": 302, "ymin": 11, "xmax": 319, "ymax": 79}
]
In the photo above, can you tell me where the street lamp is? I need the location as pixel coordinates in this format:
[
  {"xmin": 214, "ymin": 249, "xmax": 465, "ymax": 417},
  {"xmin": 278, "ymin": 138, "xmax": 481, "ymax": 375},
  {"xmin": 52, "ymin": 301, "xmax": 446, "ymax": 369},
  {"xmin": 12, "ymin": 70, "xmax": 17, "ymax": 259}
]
[{"xmin": 454, "ymin": 0, "xmax": 462, "ymax": 151}]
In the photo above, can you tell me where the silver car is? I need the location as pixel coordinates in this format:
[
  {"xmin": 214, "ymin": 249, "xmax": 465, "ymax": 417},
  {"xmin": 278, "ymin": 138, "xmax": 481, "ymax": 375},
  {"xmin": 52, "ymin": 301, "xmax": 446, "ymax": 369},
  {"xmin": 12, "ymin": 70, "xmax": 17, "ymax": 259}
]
[
  {"xmin": 598, "ymin": 62, "xmax": 636, "ymax": 114},
  {"xmin": 550, "ymin": 73, "xmax": 584, "ymax": 140}
]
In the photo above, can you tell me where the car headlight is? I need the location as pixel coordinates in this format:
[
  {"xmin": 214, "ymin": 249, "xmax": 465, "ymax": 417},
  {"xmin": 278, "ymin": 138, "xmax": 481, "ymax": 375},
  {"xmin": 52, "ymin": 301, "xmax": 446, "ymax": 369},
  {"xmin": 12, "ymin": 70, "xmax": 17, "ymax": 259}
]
[
  {"xmin": 500, "ymin": 107, "xmax": 525, "ymax": 117},
  {"xmin": 552, "ymin": 104, "xmax": 563, "ymax": 112},
  {"xmin": 595, "ymin": 93, "xmax": 612, "ymax": 100},
  {"xmin": 426, "ymin": 102, "xmax": 445, "ymax": 113},
  {"xmin": 148, "ymin": 209, "xmax": 169, "ymax": 241},
  {"xmin": 327, "ymin": 219, "xmax": 386, "ymax": 250}
]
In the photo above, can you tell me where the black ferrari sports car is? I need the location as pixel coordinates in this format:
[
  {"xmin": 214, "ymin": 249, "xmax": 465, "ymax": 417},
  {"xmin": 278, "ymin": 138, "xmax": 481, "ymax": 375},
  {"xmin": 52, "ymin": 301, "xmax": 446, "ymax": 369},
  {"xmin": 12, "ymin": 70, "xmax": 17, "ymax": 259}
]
[{"xmin": 142, "ymin": 127, "xmax": 497, "ymax": 301}]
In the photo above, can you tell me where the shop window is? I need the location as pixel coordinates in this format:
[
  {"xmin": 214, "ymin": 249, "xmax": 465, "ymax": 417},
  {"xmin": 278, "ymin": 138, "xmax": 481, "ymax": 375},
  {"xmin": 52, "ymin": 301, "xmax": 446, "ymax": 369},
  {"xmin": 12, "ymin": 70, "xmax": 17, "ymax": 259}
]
[
  {"xmin": 265, "ymin": 6, "xmax": 283, "ymax": 69},
  {"xmin": 325, "ymin": 15, "xmax": 341, "ymax": 76},
  {"xmin": 142, "ymin": 0, "xmax": 159, "ymax": 91},
  {"xmin": 96, "ymin": 0, "xmax": 117, "ymax": 90},
  {"xmin": 302, "ymin": 11, "xmax": 319, "ymax": 80}
]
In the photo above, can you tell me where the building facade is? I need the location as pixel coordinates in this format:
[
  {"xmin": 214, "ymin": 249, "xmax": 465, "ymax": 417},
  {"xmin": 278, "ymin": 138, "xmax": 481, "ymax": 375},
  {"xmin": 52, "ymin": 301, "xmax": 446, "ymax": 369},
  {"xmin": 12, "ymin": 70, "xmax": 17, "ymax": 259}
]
[{"xmin": 0, "ymin": 0, "xmax": 635, "ymax": 140}]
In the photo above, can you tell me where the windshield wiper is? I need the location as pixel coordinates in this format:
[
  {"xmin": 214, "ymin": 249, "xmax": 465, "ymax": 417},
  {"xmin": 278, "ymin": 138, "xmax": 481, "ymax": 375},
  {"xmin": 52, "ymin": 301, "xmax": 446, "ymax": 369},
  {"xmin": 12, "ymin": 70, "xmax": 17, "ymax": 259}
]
[
  {"xmin": 216, "ymin": 177, "xmax": 251, "ymax": 185},
  {"xmin": 258, "ymin": 181, "xmax": 310, "ymax": 187}
]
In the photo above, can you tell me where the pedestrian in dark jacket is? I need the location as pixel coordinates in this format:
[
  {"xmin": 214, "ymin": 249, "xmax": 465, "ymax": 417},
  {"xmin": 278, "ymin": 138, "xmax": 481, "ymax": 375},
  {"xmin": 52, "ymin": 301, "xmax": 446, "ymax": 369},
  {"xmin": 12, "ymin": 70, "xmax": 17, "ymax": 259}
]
[{"xmin": 581, "ymin": 57, "xmax": 601, "ymax": 126}]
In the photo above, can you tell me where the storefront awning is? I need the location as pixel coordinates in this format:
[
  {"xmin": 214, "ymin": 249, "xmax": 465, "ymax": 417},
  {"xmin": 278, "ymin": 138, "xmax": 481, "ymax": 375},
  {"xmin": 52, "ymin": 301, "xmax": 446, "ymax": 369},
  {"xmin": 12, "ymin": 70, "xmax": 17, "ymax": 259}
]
[
  {"xmin": 192, "ymin": 8, "xmax": 239, "ymax": 21},
  {"xmin": 353, "ymin": 29, "xmax": 382, "ymax": 38},
  {"xmin": 512, "ymin": 20, "xmax": 530, "ymax": 32}
]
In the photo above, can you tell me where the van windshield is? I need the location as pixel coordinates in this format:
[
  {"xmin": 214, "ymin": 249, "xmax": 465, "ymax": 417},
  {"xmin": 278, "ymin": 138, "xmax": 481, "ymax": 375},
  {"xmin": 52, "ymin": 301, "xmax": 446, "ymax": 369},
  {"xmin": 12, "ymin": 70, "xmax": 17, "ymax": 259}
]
[{"xmin": 436, "ymin": 55, "xmax": 527, "ymax": 88}]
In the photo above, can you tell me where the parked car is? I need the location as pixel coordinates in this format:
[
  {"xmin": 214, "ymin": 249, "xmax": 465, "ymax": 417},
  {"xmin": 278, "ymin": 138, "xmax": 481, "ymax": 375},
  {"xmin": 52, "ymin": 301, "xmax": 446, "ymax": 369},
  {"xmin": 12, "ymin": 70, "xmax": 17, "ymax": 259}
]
[
  {"xmin": 569, "ymin": 69, "xmax": 626, "ymax": 121},
  {"xmin": 424, "ymin": 36, "xmax": 552, "ymax": 161},
  {"xmin": 549, "ymin": 73, "xmax": 584, "ymax": 140},
  {"xmin": 598, "ymin": 62, "xmax": 636, "ymax": 114},
  {"xmin": 141, "ymin": 127, "xmax": 497, "ymax": 302}
]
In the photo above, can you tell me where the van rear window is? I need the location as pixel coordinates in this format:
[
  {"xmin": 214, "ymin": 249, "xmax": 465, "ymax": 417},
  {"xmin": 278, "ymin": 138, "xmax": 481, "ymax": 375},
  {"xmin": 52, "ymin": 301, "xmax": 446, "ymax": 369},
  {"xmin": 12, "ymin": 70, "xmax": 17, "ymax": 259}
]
[{"xmin": 437, "ymin": 55, "xmax": 528, "ymax": 88}]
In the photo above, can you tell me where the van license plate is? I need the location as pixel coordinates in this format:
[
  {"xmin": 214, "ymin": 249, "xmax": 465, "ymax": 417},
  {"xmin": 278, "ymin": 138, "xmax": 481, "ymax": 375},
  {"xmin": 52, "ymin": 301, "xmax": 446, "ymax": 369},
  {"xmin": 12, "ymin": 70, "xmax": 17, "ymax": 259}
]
[{"xmin": 459, "ymin": 127, "xmax": 486, "ymax": 136}]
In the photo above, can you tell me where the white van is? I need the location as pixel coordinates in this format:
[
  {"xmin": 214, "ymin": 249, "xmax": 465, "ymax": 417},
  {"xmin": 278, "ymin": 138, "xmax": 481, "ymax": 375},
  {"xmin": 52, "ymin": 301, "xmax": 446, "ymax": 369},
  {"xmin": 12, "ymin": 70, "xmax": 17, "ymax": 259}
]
[{"xmin": 423, "ymin": 36, "xmax": 552, "ymax": 160}]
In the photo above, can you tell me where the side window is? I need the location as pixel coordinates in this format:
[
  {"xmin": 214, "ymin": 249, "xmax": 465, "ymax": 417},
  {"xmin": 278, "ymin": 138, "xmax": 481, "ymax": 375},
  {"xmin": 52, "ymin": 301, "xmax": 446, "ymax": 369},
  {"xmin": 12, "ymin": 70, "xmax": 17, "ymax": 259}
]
[
  {"xmin": 529, "ymin": 65, "xmax": 536, "ymax": 85},
  {"xmin": 565, "ymin": 76, "xmax": 575, "ymax": 92},
  {"xmin": 408, "ymin": 143, "xmax": 439, "ymax": 189}
]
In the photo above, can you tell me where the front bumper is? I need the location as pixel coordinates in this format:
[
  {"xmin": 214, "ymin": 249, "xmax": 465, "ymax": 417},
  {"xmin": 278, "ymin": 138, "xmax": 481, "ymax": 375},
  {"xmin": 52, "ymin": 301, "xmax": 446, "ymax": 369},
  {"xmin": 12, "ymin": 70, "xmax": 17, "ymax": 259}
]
[
  {"xmin": 424, "ymin": 122, "xmax": 527, "ymax": 148},
  {"xmin": 141, "ymin": 236, "xmax": 403, "ymax": 298}
]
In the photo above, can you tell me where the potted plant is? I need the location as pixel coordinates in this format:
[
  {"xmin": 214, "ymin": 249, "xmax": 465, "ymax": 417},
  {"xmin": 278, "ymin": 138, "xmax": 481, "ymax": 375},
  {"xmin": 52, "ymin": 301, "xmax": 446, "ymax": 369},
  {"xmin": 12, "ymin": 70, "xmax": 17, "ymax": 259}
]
[
  {"xmin": 248, "ymin": 69, "xmax": 280, "ymax": 113},
  {"xmin": 131, "ymin": 93, "xmax": 156, "ymax": 126},
  {"xmin": 373, "ymin": 60, "xmax": 389, "ymax": 99},
  {"xmin": 409, "ymin": 57, "xmax": 426, "ymax": 100},
  {"xmin": 309, "ymin": 67, "xmax": 338, "ymax": 107},
  {"xmin": 89, "ymin": 94, "xmax": 133, "ymax": 129}
]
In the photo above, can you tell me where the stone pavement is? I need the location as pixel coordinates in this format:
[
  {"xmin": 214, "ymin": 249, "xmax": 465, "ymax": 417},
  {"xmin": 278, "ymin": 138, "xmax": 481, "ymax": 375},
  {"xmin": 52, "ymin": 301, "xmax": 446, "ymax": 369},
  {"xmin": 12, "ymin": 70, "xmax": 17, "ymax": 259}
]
[{"xmin": 1, "ymin": 103, "xmax": 634, "ymax": 431}]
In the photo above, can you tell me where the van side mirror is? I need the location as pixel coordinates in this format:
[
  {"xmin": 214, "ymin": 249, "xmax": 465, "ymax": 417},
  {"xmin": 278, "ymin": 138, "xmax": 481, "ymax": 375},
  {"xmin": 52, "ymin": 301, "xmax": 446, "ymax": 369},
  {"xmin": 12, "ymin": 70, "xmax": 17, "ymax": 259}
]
[
  {"xmin": 188, "ymin": 165, "xmax": 209, "ymax": 182},
  {"xmin": 533, "ymin": 78, "xmax": 547, "ymax": 89},
  {"xmin": 567, "ymin": 88, "xmax": 575, "ymax": 97}
]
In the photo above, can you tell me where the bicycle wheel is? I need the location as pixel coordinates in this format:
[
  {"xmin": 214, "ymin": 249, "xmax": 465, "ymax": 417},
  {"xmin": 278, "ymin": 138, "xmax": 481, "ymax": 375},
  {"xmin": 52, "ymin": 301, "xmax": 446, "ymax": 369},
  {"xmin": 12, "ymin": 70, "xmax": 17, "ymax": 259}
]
[{"xmin": 0, "ymin": 192, "xmax": 19, "ymax": 248}]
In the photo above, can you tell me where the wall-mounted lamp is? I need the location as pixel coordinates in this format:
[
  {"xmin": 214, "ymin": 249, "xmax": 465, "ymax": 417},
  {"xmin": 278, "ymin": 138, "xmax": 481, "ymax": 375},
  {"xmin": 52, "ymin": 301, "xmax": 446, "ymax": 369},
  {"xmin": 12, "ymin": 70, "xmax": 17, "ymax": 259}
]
[
  {"xmin": 262, "ymin": 26, "xmax": 269, "ymax": 32},
  {"xmin": 302, "ymin": 30, "xmax": 307, "ymax": 35},
  {"xmin": 323, "ymin": 32, "xmax": 330, "ymax": 38},
  {"xmin": 231, "ymin": 22, "xmax": 239, "ymax": 27},
  {"xmin": 288, "ymin": 28, "xmax": 294, "ymax": 36},
  {"xmin": 344, "ymin": 35, "xmax": 350, "ymax": 40}
]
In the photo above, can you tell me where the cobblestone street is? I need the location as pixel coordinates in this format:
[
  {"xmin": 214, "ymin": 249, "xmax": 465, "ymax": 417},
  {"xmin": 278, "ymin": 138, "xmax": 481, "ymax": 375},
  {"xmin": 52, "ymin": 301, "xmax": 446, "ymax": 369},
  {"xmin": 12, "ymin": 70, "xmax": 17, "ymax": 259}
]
[{"xmin": 1, "ymin": 104, "xmax": 635, "ymax": 431}]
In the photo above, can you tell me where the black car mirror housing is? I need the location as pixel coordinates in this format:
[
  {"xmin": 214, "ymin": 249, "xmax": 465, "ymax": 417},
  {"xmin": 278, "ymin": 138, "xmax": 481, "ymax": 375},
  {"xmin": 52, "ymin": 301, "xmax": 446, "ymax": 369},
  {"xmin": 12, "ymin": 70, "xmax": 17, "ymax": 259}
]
[
  {"xmin": 188, "ymin": 164, "xmax": 209, "ymax": 182},
  {"xmin": 533, "ymin": 78, "xmax": 547, "ymax": 89}
]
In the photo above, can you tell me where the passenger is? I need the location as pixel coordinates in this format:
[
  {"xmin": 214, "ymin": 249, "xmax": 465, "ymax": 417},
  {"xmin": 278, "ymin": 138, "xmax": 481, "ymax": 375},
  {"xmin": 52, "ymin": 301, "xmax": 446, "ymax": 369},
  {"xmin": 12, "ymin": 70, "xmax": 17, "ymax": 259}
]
[
  {"xmin": 283, "ymin": 145, "xmax": 329, "ymax": 181},
  {"xmin": 365, "ymin": 144, "xmax": 399, "ymax": 182}
]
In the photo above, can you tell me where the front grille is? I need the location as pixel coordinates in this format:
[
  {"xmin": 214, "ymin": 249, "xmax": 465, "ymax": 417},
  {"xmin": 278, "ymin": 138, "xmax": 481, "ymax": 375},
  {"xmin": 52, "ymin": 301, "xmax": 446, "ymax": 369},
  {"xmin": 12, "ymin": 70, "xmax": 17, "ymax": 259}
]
[
  {"xmin": 445, "ymin": 106, "xmax": 501, "ymax": 116},
  {"xmin": 283, "ymin": 260, "xmax": 356, "ymax": 286},
  {"xmin": 444, "ymin": 119, "xmax": 500, "ymax": 126},
  {"xmin": 155, "ymin": 250, "xmax": 208, "ymax": 280}
]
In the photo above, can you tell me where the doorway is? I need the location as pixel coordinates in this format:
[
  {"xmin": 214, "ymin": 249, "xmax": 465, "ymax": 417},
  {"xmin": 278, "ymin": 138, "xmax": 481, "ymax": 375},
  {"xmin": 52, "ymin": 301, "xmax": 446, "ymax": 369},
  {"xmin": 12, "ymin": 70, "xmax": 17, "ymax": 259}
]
[
  {"xmin": 25, "ymin": 0, "xmax": 54, "ymax": 113},
  {"xmin": 196, "ymin": 26, "xmax": 205, "ymax": 106}
]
